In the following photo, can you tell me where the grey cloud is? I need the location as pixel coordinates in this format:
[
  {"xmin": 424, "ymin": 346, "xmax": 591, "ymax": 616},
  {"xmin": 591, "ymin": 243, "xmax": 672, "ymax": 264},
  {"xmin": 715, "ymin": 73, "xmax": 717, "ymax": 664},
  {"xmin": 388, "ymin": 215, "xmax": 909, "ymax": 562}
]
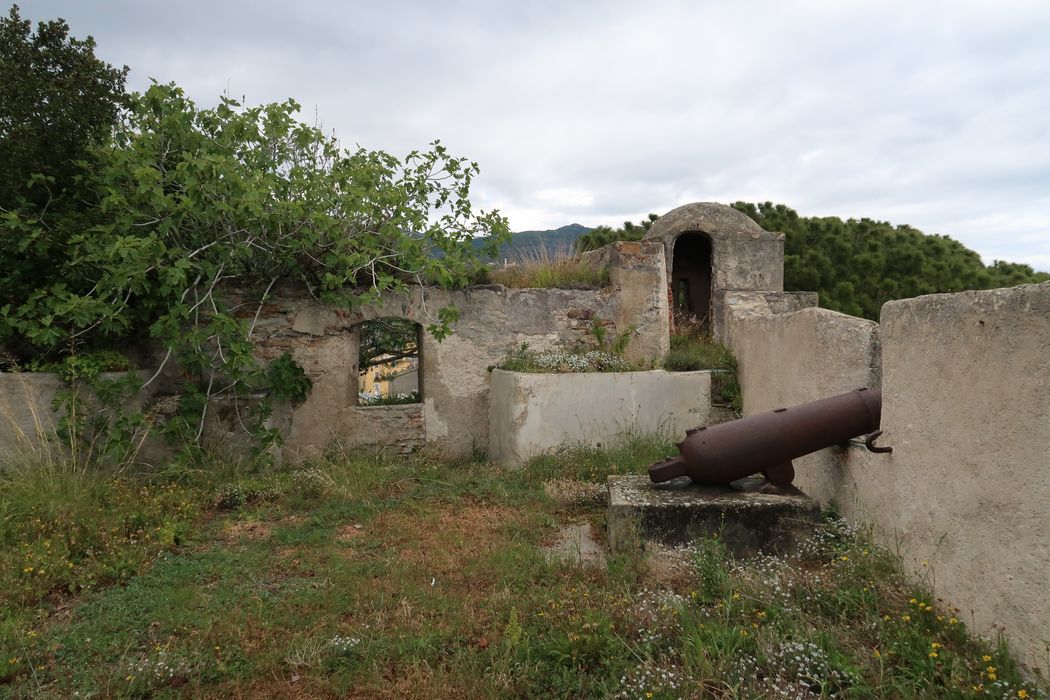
[{"xmin": 17, "ymin": 0, "xmax": 1050, "ymax": 269}]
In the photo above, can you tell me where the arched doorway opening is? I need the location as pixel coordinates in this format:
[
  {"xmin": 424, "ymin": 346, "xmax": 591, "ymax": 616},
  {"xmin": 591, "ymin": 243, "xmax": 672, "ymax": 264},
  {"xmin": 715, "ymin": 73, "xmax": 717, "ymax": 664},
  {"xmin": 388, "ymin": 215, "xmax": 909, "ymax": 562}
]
[{"xmin": 672, "ymin": 232, "xmax": 713, "ymax": 330}]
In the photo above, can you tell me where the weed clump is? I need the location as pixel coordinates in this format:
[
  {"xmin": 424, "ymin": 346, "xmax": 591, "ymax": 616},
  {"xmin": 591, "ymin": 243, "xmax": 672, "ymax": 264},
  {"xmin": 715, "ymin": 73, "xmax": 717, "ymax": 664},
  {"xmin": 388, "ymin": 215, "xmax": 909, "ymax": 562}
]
[
  {"xmin": 488, "ymin": 245, "xmax": 610, "ymax": 289},
  {"xmin": 664, "ymin": 314, "xmax": 742, "ymax": 411},
  {"xmin": 359, "ymin": 391, "xmax": 421, "ymax": 406},
  {"xmin": 497, "ymin": 344, "xmax": 634, "ymax": 373}
]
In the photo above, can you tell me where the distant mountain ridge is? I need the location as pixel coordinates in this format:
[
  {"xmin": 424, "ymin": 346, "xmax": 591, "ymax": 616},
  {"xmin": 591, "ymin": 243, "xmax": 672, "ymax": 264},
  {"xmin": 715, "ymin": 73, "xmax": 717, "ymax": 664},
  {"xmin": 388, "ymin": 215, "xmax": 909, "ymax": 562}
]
[{"xmin": 476, "ymin": 223, "xmax": 592, "ymax": 262}]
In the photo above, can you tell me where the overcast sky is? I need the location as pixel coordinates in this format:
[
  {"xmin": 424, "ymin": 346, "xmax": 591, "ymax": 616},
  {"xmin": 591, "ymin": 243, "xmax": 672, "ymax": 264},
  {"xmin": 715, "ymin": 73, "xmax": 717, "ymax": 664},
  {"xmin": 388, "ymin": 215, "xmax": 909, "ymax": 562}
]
[{"xmin": 19, "ymin": 0, "xmax": 1050, "ymax": 270}]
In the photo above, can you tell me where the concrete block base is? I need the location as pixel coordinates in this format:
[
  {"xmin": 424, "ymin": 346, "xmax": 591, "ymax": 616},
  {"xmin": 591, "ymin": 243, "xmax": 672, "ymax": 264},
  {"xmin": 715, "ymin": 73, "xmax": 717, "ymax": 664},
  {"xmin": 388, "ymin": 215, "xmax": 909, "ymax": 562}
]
[{"xmin": 607, "ymin": 475, "xmax": 821, "ymax": 557}]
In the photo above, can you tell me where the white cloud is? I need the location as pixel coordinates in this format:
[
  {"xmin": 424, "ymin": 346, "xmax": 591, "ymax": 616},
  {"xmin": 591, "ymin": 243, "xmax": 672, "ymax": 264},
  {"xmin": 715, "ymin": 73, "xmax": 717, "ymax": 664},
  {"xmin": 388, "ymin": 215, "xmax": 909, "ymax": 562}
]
[{"xmin": 20, "ymin": 0, "xmax": 1050, "ymax": 270}]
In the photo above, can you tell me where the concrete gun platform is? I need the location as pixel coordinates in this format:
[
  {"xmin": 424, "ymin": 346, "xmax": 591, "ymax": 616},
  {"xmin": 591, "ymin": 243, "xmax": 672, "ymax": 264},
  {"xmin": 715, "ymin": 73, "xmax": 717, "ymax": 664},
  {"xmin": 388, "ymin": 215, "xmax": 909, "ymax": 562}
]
[{"xmin": 607, "ymin": 474, "xmax": 822, "ymax": 557}]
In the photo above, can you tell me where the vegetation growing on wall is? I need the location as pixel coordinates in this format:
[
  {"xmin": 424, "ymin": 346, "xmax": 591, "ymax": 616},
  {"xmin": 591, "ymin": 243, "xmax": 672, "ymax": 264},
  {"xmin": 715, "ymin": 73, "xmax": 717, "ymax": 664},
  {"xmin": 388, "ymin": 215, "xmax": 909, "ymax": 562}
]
[
  {"xmin": 495, "ymin": 318, "xmax": 638, "ymax": 373},
  {"xmin": 359, "ymin": 391, "xmax": 421, "ymax": 406},
  {"xmin": 487, "ymin": 245, "xmax": 610, "ymax": 289},
  {"xmin": 496, "ymin": 344, "xmax": 635, "ymax": 373},
  {"xmin": 0, "ymin": 8, "xmax": 507, "ymax": 456},
  {"xmin": 663, "ymin": 314, "xmax": 741, "ymax": 411},
  {"xmin": 1, "ymin": 82, "xmax": 508, "ymax": 362}
]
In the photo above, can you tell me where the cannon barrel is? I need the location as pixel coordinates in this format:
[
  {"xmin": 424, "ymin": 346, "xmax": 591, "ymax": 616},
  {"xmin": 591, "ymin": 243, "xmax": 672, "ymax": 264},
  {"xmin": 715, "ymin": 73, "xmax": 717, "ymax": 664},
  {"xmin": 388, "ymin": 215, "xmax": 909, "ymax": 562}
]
[{"xmin": 648, "ymin": 388, "xmax": 883, "ymax": 486}]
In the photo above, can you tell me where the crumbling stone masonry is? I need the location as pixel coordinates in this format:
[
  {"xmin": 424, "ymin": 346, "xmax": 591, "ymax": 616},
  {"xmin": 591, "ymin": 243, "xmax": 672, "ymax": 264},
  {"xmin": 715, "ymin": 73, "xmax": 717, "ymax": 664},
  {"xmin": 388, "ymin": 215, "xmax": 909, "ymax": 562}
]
[
  {"xmin": 234, "ymin": 240, "xmax": 669, "ymax": 460},
  {"xmin": 642, "ymin": 202, "xmax": 785, "ymax": 339}
]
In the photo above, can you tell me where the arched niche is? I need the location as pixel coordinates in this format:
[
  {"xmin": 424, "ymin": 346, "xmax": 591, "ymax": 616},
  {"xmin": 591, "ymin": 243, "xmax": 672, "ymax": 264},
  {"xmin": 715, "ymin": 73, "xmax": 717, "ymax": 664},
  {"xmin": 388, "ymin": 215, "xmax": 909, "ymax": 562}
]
[{"xmin": 671, "ymin": 232, "xmax": 713, "ymax": 329}]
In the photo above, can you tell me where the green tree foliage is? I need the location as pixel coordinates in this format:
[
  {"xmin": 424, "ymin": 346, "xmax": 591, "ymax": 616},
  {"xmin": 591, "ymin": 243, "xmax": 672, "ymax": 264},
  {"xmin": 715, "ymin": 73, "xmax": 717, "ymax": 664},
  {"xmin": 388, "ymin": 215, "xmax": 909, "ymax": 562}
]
[
  {"xmin": 0, "ymin": 5, "xmax": 127, "ymax": 207},
  {"xmin": 0, "ymin": 5, "xmax": 129, "ymax": 332},
  {"xmin": 575, "ymin": 213, "xmax": 658, "ymax": 252},
  {"xmin": 732, "ymin": 202, "xmax": 1049, "ymax": 320},
  {"xmin": 1, "ymin": 82, "xmax": 508, "ymax": 450}
]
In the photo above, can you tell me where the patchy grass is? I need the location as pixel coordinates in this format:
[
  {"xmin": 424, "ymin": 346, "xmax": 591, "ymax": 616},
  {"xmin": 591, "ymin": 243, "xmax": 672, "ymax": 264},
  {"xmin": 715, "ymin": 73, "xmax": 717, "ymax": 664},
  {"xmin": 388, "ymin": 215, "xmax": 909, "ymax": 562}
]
[
  {"xmin": 0, "ymin": 442, "xmax": 1045, "ymax": 698},
  {"xmin": 663, "ymin": 334, "xmax": 736, "ymax": 372},
  {"xmin": 0, "ymin": 461, "xmax": 205, "ymax": 610},
  {"xmin": 488, "ymin": 246, "xmax": 610, "ymax": 289}
]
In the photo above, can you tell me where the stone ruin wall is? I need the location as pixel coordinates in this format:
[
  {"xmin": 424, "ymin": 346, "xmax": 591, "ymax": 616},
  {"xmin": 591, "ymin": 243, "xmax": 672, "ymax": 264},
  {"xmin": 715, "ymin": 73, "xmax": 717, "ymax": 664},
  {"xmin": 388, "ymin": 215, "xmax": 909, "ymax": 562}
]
[
  {"xmin": 234, "ymin": 239, "xmax": 669, "ymax": 460},
  {"xmin": 642, "ymin": 202, "xmax": 785, "ymax": 339},
  {"xmin": 724, "ymin": 281, "xmax": 1050, "ymax": 674},
  {"xmin": 3, "ymin": 199, "xmax": 1046, "ymax": 673}
]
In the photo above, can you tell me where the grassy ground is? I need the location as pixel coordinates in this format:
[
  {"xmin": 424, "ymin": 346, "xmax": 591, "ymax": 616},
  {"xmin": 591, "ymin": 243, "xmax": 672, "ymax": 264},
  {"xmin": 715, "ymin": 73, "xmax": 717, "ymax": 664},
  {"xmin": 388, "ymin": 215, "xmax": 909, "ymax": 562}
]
[{"xmin": 0, "ymin": 437, "xmax": 1045, "ymax": 698}]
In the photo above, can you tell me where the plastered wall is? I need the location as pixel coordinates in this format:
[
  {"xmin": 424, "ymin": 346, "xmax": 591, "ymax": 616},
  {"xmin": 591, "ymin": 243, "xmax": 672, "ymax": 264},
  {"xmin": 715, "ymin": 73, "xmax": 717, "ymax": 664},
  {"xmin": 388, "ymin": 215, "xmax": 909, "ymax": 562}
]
[
  {"xmin": 488, "ymin": 369, "xmax": 714, "ymax": 465},
  {"xmin": 725, "ymin": 281, "xmax": 1050, "ymax": 673},
  {"xmin": 0, "ymin": 371, "xmax": 162, "ymax": 465},
  {"xmin": 234, "ymin": 240, "xmax": 669, "ymax": 460},
  {"xmin": 643, "ymin": 202, "xmax": 786, "ymax": 340},
  {"xmin": 0, "ymin": 241, "xmax": 668, "ymax": 463}
]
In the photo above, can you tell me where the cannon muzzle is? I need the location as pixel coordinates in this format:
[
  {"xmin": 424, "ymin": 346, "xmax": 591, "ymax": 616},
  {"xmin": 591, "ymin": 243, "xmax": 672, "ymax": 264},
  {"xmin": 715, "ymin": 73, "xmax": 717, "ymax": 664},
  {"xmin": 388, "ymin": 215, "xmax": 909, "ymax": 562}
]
[{"xmin": 649, "ymin": 387, "xmax": 885, "ymax": 486}]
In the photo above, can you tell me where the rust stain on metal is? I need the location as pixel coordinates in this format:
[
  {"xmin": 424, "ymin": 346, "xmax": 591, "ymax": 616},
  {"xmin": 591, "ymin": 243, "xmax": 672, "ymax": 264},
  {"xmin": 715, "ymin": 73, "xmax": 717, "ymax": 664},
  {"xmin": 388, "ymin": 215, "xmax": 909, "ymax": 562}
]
[{"xmin": 649, "ymin": 388, "xmax": 886, "ymax": 487}]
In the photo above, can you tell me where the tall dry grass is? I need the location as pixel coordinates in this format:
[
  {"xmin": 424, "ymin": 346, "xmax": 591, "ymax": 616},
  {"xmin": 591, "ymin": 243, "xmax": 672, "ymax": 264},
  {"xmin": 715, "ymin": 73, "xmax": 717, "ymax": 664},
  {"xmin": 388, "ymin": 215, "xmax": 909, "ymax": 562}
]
[
  {"xmin": 0, "ymin": 371, "xmax": 156, "ymax": 544},
  {"xmin": 488, "ymin": 244, "xmax": 610, "ymax": 289}
]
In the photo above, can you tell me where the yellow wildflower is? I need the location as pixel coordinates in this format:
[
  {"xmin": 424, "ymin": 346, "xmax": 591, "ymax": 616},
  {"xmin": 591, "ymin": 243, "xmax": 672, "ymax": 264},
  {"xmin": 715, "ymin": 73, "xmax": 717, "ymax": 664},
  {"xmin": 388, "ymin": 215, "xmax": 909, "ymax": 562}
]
[
  {"xmin": 1017, "ymin": 691, "xmax": 1028, "ymax": 699},
  {"xmin": 982, "ymin": 655, "xmax": 992, "ymax": 662}
]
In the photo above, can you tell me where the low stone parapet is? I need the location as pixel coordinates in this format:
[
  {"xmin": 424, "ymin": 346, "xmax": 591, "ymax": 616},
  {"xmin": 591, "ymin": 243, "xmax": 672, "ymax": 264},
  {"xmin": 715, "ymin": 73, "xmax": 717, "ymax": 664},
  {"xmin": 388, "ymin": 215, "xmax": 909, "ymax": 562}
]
[{"xmin": 487, "ymin": 368, "xmax": 715, "ymax": 466}]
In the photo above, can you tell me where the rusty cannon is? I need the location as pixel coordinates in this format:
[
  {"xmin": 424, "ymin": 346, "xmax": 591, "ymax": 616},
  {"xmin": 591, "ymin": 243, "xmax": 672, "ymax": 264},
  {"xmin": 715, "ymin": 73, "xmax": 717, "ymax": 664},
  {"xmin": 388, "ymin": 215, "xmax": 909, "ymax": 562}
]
[{"xmin": 648, "ymin": 387, "xmax": 890, "ymax": 487}]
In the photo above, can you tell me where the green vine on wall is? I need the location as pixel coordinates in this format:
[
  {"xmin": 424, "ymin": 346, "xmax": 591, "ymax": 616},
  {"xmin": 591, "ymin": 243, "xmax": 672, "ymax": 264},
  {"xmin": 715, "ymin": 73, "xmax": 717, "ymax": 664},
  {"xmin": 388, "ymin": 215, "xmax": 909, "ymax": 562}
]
[{"xmin": 1, "ymin": 84, "xmax": 509, "ymax": 461}]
